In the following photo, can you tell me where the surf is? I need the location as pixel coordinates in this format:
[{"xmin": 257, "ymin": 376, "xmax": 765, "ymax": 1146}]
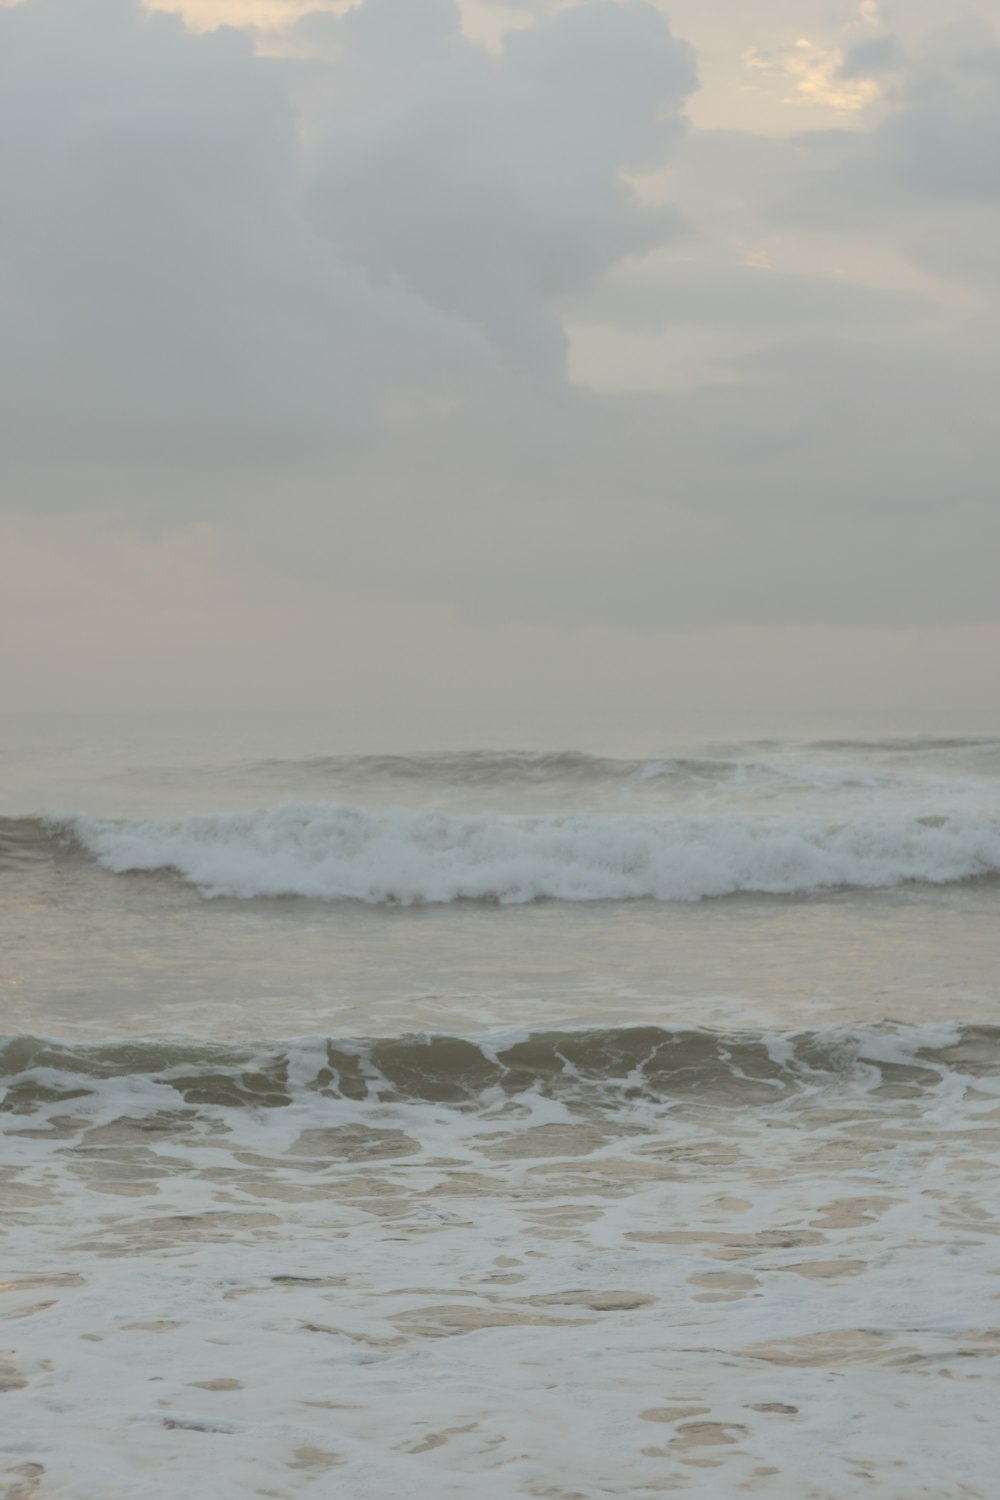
[{"xmin": 29, "ymin": 803, "xmax": 1000, "ymax": 903}]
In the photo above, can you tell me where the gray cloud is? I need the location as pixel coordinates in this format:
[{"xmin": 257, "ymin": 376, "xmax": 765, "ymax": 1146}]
[
  {"xmin": 2, "ymin": 0, "xmax": 999, "ymax": 657},
  {"xmin": 0, "ymin": 0, "xmax": 500, "ymax": 474},
  {"xmin": 768, "ymin": 19, "xmax": 1000, "ymax": 239},
  {"xmin": 564, "ymin": 259, "xmax": 930, "ymax": 331},
  {"xmin": 837, "ymin": 33, "xmax": 901, "ymax": 79},
  {"xmin": 306, "ymin": 0, "xmax": 696, "ymax": 369},
  {"xmin": 881, "ymin": 21, "xmax": 1000, "ymax": 202},
  {"xmin": 0, "ymin": 0, "xmax": 694, "ymax": 471}
]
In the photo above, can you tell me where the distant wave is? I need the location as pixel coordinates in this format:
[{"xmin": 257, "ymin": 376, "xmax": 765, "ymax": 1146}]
[
  {"xmin": 1, "ymin": 1021, "xmax": 992, "ymax": 1112},
  {"xmin": 111, "ymin": 742, "xmax": 1000, "ymax": 796},
  {"xmin": 248, "ymin": 749, "xmax": 737, "ymax": 785},
  {"xmin": 806, "ymin": 736, "xmax": 1000, "ymax": 755},
  {"xmin": 30, "ymin": 803, "xmax": 1000, "ymax": 904}
]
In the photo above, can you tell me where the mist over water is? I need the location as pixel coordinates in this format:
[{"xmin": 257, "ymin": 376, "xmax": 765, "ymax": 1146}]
[{"xmin": 3, "ymin": 712, "xmax": 999, "ymax": 1498}]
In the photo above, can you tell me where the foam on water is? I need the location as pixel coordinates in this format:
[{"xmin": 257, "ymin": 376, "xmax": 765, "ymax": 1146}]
[
  {"xmin": 4, "ymin": 723, "xmax": 1000, "ymax": 1497},
  {"xmin": 27, "ymin": 804, "xmax": 1000, "ymax": 903},
  {"xmin": 1, "ymin": 1020, "xmax": 991, "ymax": 1111},
  {"xmin": 2, "ymin": 1022, "xmax": 999, "ymax": 1499}
]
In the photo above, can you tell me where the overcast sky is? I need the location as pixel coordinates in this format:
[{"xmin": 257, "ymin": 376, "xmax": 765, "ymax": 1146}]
[{"xmin": 3, "ymin": 0, "xmax": 999, "ymax": 720}]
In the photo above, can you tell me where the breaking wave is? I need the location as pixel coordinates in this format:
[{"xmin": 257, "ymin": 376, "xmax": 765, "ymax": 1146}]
[
  {"xmin": 2, "ymin": 1022, "xmax": 994, "ymax": 1114},
  {"xmin": 20, "ymin": 803, "xmax": 1000, "ymax": 903}
]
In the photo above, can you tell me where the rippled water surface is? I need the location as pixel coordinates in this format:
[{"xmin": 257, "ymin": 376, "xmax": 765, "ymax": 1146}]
[{"xmin": 2, "ymin": 712, "xmax": 999, "ymax": 1498}]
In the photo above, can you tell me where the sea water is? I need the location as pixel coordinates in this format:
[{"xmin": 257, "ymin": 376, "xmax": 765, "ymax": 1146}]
[{"xmin": 2, "ymin": 712, "xmax": 999, "ymax": 1498}]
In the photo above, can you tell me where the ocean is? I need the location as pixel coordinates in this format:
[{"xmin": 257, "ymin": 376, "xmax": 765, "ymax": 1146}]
[{"xmin": 2, "ymin": 711, "xmax": 999, "ymax": 1498}]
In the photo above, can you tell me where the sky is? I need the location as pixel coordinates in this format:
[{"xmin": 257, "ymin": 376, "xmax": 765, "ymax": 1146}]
[{"xmin": 3, "ymin": 0, "xmax": 1000, "ymax": 720}]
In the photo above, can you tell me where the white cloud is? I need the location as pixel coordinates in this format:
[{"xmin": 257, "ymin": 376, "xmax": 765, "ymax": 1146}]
[{"xmin": 743, "ymin": 36, "xmax": 884, "ymax": 114}]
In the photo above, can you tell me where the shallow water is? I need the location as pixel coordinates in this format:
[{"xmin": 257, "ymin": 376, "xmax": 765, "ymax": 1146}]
[{"xmin": 2, "ymin": 713, "xmax": 999, "ymax": 1498}]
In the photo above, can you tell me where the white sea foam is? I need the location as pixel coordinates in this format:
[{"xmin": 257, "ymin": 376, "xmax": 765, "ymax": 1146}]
[
  {"xmin": 50, "ymin": 803, "xmax": 1000, "ymax": 903},
  {"xmin": 3, "ymin": 1021, "xmax": 999, "ymax": 1500},
  {"xmin": 7, "ymin": 720, "xmax": 1000, "ymax": 1499}
]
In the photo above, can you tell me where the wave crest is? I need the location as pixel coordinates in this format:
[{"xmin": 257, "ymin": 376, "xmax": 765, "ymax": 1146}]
[
  {"xmin": 2, "ymin": 1023, "xmax": 994, "ymax": 1113},
  {"xmin": 35, "ymin": 803, "xmax": 1000, "ymax": 903}
]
